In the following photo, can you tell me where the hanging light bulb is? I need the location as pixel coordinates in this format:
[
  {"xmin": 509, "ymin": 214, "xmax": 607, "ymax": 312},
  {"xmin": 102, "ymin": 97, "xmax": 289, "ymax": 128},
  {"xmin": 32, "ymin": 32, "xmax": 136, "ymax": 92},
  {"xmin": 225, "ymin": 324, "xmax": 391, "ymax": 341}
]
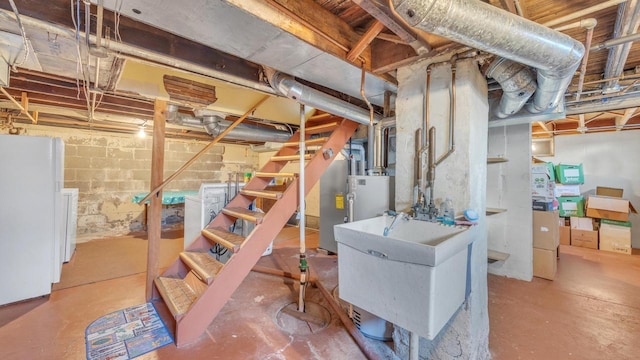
[{"xmin": 137, "ymin": 121, "xmax": 146, "ymax": 138}]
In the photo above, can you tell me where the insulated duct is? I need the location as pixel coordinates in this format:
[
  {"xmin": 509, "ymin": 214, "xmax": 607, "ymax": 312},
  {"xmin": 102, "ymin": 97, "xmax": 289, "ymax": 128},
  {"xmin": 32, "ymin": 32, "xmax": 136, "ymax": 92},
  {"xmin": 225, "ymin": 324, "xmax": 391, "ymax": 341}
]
[
  {"xmin": 392, "ymin": 0, "xmax": 585, "ymax": 115},
  {"xmin": 165, "ymin": 105, "xmax": 291, "ymax": 143},
  {"xmin": 485, "ymin": 57, "xmax": 537, "ymax": 118},
  {"xmin": 264, "ymin": 68, "xmax": 382, "ymax": 125}
]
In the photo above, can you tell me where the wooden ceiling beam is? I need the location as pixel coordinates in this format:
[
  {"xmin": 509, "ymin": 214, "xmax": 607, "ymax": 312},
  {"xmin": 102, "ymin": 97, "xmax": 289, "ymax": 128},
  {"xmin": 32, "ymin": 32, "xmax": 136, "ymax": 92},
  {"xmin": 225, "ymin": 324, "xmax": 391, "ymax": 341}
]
[
  {"xmin": 0, "ymin": 87, "xmax": 38, "ymax": 124},
  {"xmin": 615, "ymin": 107, "xmax": 638, "ymax": 129},
  {"xmin": 374, "ymin": 32, "xmax": 407, "ymax": 45},
  {"xmin": 371, "ymin": 40, "xmax": 418, "ymax": 74},
  {"xmin": 0, "ymin": 1, "xmax": 264, "ymax": 85},
  {"xmin": 347, "ymin": 20, "xmax": 386, "ymax": 62},
  {"xmin": 2, "ymin": 88, "xmax": 154, "ymax": 119},
  {"xmin": 352, "ymin": 0, "xmax": 423, "ymax": 45},
  {"xmin": 487, "ymin": 0, "xmax": 516, "ymax": 14},
  {"xmin": 536, "ymin": 121, "xmax": 553, "ymax": 136},
  {"xmin": 6, "ymin": 77, "xmax": 155, "ymax": 114},
  {"xmin": 228, "ymin": 0, "xmax": 372, "ymax": 68}
]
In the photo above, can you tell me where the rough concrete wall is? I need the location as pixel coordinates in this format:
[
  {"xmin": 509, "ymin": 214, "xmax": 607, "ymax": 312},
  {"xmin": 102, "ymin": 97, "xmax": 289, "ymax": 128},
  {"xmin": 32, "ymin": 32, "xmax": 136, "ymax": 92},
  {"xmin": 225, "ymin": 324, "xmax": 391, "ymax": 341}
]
[
  {"xmin": 17, "ymin": 124, "xmax": 258, "ymax": 241},
  {"xmin": 394, "ymin": 59, "xmax": 490, "ymax": 359},
  {"xmin": 487, "ymin": 124, "xmax": 533, "ymax": 280}
]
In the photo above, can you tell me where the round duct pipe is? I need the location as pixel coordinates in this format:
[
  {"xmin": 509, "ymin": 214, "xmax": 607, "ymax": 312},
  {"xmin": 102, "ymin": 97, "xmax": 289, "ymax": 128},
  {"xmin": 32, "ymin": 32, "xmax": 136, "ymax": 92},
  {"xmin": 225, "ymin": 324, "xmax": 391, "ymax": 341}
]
[
  {"xmin": 165, "ymin": 105, "xmax": 291, "ymax": 143},
  {"xmin": 485, "ymin": 57, "xmax": 537, "ymax": 118},
  {"xmin": 392, "ymin": 0, "xmax": 584, "ymax": 114},
  {"xmin": 264, "ymin": 68, "xmax": 381, "ymax": 125}
]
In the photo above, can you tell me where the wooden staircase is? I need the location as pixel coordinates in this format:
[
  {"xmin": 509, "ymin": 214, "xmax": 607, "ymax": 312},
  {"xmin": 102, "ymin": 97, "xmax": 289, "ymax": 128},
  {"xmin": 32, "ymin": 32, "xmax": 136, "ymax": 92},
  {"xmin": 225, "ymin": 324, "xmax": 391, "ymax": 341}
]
[{"xmin": 154, "ymin": 116, "xmax": 359, "ymax": 347}]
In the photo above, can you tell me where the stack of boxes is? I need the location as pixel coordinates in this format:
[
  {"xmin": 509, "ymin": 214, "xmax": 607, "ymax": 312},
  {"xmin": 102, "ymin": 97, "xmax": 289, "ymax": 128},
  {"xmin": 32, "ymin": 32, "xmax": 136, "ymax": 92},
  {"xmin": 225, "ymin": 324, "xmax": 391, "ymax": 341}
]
[
  {"xmin": 532, "ymin": 210, "xmax": 560, "ymax": 280},
  {"xmin": 533, "ymin": 161, "xmax": 636, "ymax": 258},
  {"xmin": 531, "ymin": 162, "xmax": 559, "ymax": 280},
  {"xmin": 585, "ymin": 188, "xmax": 636, "ymax": 254},
  {"xmin": 554, "ymin": 164, "xmax": 597, "ymax": 249}
]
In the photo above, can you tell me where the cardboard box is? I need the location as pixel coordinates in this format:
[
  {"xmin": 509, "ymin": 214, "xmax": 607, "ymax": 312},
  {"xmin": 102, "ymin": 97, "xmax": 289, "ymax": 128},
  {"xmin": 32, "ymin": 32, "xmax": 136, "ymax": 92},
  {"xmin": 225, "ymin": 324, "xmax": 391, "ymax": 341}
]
[
  {"xmin": 531, "ymin": 174, "xmax": 555, "ymax": 201},
  {"xmin": 599, "ymin": 222, "xmax": 632, "ymax": 255},
  {"xmin": 596, "ymin": 187, "xmax": 623, "ymax": 198},
  {"xmin": 533, "ymin": 200, "xmax": 555, "ymax": 211},
  {"xmin": 532, "ymin": 162, "xmax": 555, "ymax": 181},
  {"xmin": 557, "ymin": 196, "xmax": 585, "ymax": 217},
  {"xmin": 570, "ymin": 216, "xmax": 594, "ymax": 231},
  {"xmin": 533, "ymin": 247, "xmax": 557, "ymax": 280},
  {"xmin": 586, "ymin": 195, "xmax": 637, "ymax": 222},
  {"xmin": 555, "ymin": 163, "xmax": 584, "ymax": 184},
  {"xmin": 533, "ymin": 210, "xmax": 560, "ymax": 250},
  {"xmin": 571, "ymin": 229, "xmax": 598, "ymax": 249},
  {"xmin": 601, "ymin": 219, "xmax": 631, "ymax": 227},
  {"xmin": 555, "ymin": 184, "xmax": 581, "ymax": 197},
  {"xmin": 559, "ymin": 225, "xmax": 571, "ymax": 245}
]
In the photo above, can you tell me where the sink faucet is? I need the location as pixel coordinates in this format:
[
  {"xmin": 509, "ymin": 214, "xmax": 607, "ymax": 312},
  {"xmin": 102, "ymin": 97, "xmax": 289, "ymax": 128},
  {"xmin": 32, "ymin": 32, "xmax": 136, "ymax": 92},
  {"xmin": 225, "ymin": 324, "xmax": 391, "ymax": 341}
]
[{"xmin": 384, "ymin": 212, "xmax": 410, "ymax": 236}]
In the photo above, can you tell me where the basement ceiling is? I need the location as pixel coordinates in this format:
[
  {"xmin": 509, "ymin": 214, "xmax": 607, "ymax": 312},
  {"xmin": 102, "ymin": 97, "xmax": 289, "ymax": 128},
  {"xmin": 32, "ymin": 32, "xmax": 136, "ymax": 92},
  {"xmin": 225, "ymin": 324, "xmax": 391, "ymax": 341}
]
[{"xmin": 0, "ymin": 0, "xmax": 640, "ymax": 139}]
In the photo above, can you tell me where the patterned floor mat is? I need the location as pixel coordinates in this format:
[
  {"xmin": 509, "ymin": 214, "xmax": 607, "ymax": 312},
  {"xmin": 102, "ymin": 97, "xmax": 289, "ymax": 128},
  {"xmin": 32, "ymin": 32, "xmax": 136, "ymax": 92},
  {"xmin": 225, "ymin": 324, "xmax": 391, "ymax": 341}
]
[{"xmin": 85, "ymin": 303, "xmax": 173, "ymax": 359}]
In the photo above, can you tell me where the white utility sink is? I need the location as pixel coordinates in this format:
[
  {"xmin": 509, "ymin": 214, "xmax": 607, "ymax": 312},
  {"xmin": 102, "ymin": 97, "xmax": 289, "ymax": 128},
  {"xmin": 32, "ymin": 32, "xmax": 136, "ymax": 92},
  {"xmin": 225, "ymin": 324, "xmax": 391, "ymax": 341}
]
[{"xmin": 334, "ymin": 215, "xmax": 472, "ymax": 340}]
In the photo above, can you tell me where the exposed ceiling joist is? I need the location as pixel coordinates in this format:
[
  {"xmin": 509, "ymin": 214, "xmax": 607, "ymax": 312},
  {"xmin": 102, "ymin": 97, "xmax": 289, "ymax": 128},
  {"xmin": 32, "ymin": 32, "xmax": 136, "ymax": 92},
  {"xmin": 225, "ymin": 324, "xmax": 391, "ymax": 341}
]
[
  {"xmin": 0, "ymin": 86, "xmax": 37, "ymax": 123},
  {"xmin": 230, "ymin": 0, "xmax": 372, "ymax": 66},
  {"xmin": 352, "ymin": 0, "xmax": 424, "ymax": 48},
  {"xmin": 615, "ymin": 106, "xmax": 638, "ymax": 129},
  {"xmin": 347, "ymin": 20, "xmax": 385, "ymax": 62},
  {"xmin": 536, "ymin": 121, "xmax": 553, "ymax": 136}
]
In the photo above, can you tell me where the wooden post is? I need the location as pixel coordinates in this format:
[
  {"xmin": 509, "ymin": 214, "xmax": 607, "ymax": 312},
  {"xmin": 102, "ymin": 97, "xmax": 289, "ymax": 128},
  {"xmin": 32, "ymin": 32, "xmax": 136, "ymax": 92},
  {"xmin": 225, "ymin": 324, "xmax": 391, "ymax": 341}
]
[{"xmin": 146, "ymin": 99, "xmax": 167, "ymax": 301}]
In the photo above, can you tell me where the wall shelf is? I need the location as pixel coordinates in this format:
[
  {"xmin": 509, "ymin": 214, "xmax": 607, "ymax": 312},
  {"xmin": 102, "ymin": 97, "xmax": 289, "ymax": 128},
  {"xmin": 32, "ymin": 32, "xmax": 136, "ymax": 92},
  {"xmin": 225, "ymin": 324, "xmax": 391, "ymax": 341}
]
[
  {"xmin": 486, "ymin": 207, "xmax": 507, "ymax": 216},
  {"xmin": 487, "ymin": 249, "xmax": 510, "ymax": 263},
  {"xmin": 487, "ymin": 157, "xmax": 509, "ymax": 164}
]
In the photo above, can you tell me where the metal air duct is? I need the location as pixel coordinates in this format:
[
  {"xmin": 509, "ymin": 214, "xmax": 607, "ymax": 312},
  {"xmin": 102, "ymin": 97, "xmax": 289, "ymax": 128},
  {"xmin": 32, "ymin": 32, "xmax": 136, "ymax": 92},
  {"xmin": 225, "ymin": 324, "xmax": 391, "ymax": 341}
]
[
  {"xmin": 264, "ymin": 68, "xmax": 382, "ymax": 125},
  {"xmin": 165, "ymin": 105, "xmax": 291, "ymax": 143},
  {"xmin": 392, "ymin": 0, "xmax": 585, "ymax": 115},
  {"xmin": 485, "ymin": 57, "xmax": 537, "ymax": 118}
]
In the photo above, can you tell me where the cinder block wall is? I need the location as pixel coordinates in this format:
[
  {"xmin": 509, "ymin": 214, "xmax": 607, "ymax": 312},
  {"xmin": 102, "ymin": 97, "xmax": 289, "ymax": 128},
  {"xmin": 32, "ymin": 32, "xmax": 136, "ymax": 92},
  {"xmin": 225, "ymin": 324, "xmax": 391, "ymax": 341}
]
[{"xmin": 16, "ymin": 124, "xmax": 258, "ymax": 241}]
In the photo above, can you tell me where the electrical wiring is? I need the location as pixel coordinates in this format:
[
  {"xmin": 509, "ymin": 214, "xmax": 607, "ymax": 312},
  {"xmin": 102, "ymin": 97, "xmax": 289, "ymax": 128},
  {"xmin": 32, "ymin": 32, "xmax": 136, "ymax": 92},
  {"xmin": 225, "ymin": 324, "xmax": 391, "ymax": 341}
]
[
  {"xmin": 69, "ymin": 0, "xmax": 93, "ymax": 120},
  {"xmin": 114, "ymin": 0, "xmax": 123, "ymax": 43},
  {"xmin": 8, "ymin": 0, "xmax": 30, "ymax": 69}
]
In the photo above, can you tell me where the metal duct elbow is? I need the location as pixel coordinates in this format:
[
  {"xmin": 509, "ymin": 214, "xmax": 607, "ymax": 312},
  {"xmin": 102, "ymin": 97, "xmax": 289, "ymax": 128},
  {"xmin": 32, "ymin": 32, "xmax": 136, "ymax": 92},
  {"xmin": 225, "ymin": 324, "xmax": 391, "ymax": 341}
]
[
  {"xmin": 167, "ymin": 109, "xmax": 291, "ymax": 143},
  {"xmin": 485, "ymin": 57, "xmax": 537, "ymax": 118},
  {"xmin": 392, "ymin": 0, "xmax": 584, "ymax": 114},
  {"xmin": 265, "ymin": 68, "xmax": 381, "ymax": 125},
  {"xmin": 202, "ymin": 115, "xmax": 222, "ymax": 135}
]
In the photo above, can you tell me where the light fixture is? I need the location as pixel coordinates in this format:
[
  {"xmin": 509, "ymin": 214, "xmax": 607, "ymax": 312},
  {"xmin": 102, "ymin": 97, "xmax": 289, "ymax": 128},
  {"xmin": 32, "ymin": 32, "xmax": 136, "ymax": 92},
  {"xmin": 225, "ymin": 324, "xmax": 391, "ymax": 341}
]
[{"xmin": 137, "ymin": 121, "xmax": 146, "ymax": 138}]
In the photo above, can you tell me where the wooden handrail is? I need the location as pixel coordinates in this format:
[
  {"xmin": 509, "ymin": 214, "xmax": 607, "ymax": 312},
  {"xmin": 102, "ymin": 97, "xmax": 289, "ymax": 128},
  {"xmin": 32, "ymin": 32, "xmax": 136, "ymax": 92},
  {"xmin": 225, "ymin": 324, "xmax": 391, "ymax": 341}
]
[{"xmin": 137, "ymin": 95, "xmax": 271, "ymax": 205}]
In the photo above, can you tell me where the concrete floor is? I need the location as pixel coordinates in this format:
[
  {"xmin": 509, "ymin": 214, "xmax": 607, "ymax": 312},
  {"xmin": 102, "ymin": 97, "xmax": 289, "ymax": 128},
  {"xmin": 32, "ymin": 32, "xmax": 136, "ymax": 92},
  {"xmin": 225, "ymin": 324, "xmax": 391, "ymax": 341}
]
[
  {"xmin": 1, "ymin": 230, "xmax": 639, "ymax": 359},
  {"xmin": 489, "ymin": 245, "xmax": 640, "ymax": 360}
]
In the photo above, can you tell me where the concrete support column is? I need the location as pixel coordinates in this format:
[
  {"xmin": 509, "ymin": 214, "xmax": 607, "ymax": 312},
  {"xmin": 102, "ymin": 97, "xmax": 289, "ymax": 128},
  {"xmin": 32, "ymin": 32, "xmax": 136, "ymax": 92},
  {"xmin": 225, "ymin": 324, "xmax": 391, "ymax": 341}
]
[{"xmin": 394, "ymin": 59, "xmax": 490, "ymax": 359}]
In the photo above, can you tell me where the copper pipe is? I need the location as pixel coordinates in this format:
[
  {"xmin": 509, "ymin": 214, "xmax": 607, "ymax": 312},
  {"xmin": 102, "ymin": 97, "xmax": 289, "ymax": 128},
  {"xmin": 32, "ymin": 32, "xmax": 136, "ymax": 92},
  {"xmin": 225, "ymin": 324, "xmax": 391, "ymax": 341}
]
[{"xmin": 576, "ymin": 22, "xmax": 597, "ymax": 101}]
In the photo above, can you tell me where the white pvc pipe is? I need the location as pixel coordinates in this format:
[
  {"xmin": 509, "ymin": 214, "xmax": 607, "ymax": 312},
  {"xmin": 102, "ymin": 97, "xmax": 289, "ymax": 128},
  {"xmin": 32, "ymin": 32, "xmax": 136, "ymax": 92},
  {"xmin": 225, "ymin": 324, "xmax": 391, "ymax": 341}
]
[
  {"xmin": 298, "ymin": 103, "xmax": 306, "ymax": 313},
  {"xmin": 299, "ymin": 104, "xmax": 306, "ymax": 254},
  {"xmin": 409, "ymin": 331, "xmax": 420, "ymax": 360}
]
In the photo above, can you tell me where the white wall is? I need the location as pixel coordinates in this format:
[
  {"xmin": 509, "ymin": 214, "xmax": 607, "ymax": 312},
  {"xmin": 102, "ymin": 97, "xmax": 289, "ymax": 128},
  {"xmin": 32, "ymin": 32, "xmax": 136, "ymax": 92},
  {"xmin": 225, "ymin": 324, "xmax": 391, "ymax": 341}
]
[
  {"xmin": 487, "ymin": 124, "xmax": 533, "ymax": 281},
  {"xmin": 540, "ymin": 131, "xmax": 640, "ymax": 247}
]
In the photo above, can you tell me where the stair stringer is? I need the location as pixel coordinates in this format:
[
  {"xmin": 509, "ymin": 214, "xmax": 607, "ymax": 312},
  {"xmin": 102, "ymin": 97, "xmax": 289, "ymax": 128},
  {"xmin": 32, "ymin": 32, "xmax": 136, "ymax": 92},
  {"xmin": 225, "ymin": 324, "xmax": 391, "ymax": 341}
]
[
  {"xmin": 164, "ymin": 118, "xmax": 359, "ymax": 347},
  {"xmin": 174, "ymin": 180, "xmax": 300, "ymax": 347}
]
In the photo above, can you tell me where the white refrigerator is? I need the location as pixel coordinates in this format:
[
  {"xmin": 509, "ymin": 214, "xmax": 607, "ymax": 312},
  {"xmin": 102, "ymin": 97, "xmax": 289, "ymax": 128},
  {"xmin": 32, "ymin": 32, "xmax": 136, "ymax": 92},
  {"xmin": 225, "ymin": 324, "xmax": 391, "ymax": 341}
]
[{"xmin": 0, "ymin": 135, "xmax": 65, "ymax": 305}]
